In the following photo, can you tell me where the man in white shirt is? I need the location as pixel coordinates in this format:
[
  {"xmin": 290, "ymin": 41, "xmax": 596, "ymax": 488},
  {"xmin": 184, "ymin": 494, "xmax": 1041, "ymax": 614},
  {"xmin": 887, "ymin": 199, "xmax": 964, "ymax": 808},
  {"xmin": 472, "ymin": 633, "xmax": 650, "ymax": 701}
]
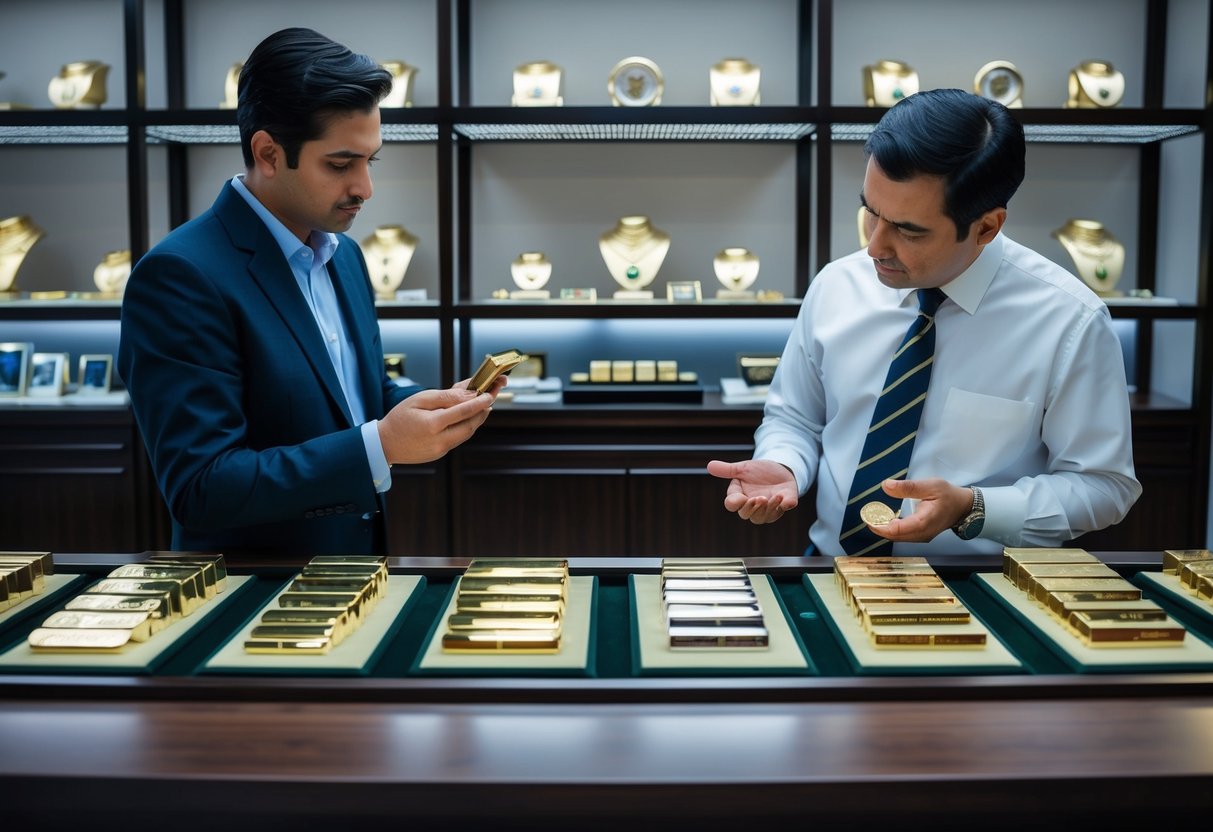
[{"xmin": 708, "ymin": 88, "xmax": 1141, "ymax": 555}]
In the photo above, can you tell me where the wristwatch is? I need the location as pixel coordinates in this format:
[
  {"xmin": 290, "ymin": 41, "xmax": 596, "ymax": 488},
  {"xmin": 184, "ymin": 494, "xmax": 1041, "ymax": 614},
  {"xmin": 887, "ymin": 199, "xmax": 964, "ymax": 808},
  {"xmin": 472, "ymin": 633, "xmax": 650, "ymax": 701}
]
[{"xmin": 952, "ymin": 486, "xmax": 985, "ymax": 540}]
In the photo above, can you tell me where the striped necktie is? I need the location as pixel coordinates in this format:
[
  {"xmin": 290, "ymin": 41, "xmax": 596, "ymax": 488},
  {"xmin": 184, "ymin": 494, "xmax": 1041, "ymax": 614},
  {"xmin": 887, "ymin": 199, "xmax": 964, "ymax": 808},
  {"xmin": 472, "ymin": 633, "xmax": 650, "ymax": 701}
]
[{"xmin": 839, "ymin": 287, "xmax": 946, "ymax": 555}]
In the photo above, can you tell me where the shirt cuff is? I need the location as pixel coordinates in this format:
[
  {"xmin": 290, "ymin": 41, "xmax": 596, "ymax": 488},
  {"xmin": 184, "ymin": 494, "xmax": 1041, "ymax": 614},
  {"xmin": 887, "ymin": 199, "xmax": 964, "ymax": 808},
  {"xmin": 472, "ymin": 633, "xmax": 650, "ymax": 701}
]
[
  {"xmin": 979, "ymin": 485, "xmax": 1028, "ymax": 545},
  {"xmin": 361, "ymin": 420, "xmax": 392, "ymax": 494}
]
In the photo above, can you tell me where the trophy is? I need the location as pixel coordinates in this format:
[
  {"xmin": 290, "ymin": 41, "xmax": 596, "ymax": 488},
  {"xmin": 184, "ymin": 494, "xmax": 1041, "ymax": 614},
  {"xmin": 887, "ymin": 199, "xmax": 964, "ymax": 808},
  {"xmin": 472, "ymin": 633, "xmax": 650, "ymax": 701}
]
[
  {"xmin": 1051, "ymin": 219, "xmax": 1125, "ymax": 297},
  {"xmin": 709, "ymin": 58, "xmax": 761, "ymax": 106},
  {"xmin": 509, "ymin": 252, "xmax": 552, "ymax": 299},
  {"xmin": 359, "ymin": 225, "xmax": 419, "ymax": 300},
  {"xmin": 599, "ymin": 216, "xmax": 670, "ymax": 299}
]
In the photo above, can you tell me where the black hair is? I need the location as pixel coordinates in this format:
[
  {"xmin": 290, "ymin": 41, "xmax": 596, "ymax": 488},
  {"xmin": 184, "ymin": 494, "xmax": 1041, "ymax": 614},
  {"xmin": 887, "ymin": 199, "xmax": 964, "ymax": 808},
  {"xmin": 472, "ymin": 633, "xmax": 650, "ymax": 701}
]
[
  {"xmin": 863, "ymin": 88, "xmax": 1025, "ymax": 241},
  {"xmin": 237, "ymin": 27, "xmax": 392, "ymax": 169}
]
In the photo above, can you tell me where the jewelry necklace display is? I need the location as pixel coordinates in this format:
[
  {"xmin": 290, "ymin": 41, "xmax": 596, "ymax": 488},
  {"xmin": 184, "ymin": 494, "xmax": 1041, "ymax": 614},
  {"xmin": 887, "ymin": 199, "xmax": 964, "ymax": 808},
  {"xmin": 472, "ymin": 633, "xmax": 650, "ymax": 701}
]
[
  {"xmin": 599, "ymin": 216, "xmax": 670, "ymax": 298},
  {"xmin": 709, "ymin": 58, "xmax": 761, "ymax": 106},
  {"xmin": 713, "ymin": 247, "xmax": 760, "ymax": 300},
  {"xmin": 862, "ymin": 59, "xmax": 918, "ymax": 107},
  {"xmin": 509, "ymin": 252, "xmax": 553, "ymax": 299},
  {"xmin": 48, "ymin": 60, "xmax": 110, "ymax": 109},
  {"xmin": 512, "ymin": 62, "xmax": 563, "ymax": 107},
  {"xmin": 360, "ymin": 225, "xmax": 419, "ymax": 299},
  {"xmin": 380, "ymin": 61, "xmax": 418, "ymax": 108},
  {"xmin": 974, "ymin": 60, "xmax": 1024, "ymax": 108},
  {"xmin": 1065, "ymin": 60, "xmax": 1124, "ymax": 108},
  {"xmin": 93, "ymin": 249, "xmax": 131, "ymax": 296},
  {"xmin": 0, "ymin": 214, "xmax": 47, "ymax": 295},
  {"xmin": 1051, "ymin": 219, "xmax": 1125, "ymax": 296}
]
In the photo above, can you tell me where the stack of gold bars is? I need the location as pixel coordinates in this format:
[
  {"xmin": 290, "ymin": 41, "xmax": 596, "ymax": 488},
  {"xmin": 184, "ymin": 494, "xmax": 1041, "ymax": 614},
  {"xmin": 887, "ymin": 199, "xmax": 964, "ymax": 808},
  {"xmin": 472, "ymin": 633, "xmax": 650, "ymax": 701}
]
[
  {"xmin": 661, "ymin": 558, "xmax": 768, "ymax": 648},
  {"xmin": 441, "ymin": 559, "xmax": 568, "ymax": 653},
  {"xmin": 0, "ymin": 551, "xmax": 54, "ymax": 612},
  {"xmin": 27, "ymin": 553, "xmax": 226, "ymax": 653},
  {"xmin": 244, "ymin": 555, "xmax": 387, "ymax": 655},
  {"xmin": 835, "ymin": 556, "xmax": 986, "ymax": 648},
  {"xmin": 1003, "ymin": 548, "xmax": 1185, "ymax": 647},
  {"xmin": 1163, "ymin": 549, "xmax": 1213, "ymax": 606}
]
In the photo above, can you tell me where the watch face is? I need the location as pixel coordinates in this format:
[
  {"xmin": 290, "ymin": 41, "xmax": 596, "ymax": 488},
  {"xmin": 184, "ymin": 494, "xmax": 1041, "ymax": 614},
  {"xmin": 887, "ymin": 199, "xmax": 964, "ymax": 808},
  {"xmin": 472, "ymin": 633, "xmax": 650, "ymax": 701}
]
[
  {"xmin": 974, "ymin": 61, "xmax": 1023, "ymax": 106},
  {"xmin": 608, "ymin": 57, "xmax": 663, "ymax": 107}
]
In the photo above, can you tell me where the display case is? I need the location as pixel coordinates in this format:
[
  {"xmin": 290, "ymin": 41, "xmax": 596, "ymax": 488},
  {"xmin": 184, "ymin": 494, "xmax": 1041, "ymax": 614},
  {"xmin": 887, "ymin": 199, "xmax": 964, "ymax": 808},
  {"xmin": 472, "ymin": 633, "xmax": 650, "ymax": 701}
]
[{"xmin": 0, "ymin": 0, "xmax": 1210, "ymax": 555}]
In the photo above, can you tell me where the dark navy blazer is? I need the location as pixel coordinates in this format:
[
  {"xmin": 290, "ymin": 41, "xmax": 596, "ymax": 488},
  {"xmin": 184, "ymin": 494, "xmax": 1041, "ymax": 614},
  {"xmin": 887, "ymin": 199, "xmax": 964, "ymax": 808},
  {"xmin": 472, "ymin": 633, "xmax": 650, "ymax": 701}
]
[{"xmin": 118, "ymin": 182, "xmax": 420, "ymax": 555}]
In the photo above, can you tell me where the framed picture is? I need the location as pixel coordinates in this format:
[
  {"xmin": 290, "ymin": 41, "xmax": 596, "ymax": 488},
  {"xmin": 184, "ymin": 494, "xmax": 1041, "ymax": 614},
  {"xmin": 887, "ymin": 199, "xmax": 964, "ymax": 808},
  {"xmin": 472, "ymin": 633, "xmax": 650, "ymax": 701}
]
[
  {"xmin": 78, "ymin": 354, "xmax": 113, "ymax": 395},
  {"xmin": 0, "ymin": 342, "xmax": 34, "ymax": 397},
  {"xmin": 27, "ymin": 352, "xmax": 68, "ymax": 397},
  {"xmin": 666, "ymin": 281, "xmax": 703, "ymax": 303}
]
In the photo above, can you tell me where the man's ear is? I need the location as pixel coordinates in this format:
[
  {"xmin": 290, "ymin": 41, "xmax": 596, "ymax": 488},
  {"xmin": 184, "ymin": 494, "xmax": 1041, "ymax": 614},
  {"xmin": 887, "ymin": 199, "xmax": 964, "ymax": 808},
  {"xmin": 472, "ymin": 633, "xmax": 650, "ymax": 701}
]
[
  {"xmin": 249, "ymin": 130, "xmax": 279, "ymax": 178},
  {"xmin": 974, "ymin": 207, "xmax": 1007, "ymax": 245}
]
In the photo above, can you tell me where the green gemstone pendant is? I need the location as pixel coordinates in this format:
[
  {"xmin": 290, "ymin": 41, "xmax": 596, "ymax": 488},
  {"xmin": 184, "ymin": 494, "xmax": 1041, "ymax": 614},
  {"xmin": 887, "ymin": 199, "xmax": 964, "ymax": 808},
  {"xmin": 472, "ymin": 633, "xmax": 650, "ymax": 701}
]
[
  {"xmin": 626, "ymin": 265, "xmax": 640, "ymax": 280},
  {"xmin": 1096, "ymin": 265, "xmax": 1108, "ymax": 280}
]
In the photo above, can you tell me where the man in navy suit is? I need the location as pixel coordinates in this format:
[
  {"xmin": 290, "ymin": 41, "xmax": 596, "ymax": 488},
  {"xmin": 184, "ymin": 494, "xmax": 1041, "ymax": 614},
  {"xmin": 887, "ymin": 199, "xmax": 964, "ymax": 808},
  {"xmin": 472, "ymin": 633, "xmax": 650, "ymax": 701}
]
[{"xmin": 119, "ymin": 28, "xmax": 503, "ymax": 555}]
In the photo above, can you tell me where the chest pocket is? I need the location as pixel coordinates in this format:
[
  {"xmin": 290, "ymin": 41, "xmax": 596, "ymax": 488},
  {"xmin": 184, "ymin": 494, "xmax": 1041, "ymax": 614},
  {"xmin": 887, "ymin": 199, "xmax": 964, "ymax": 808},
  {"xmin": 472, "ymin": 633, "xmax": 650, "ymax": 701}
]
[{"xmin": 933, "ymin": 387, "xmax": 1040, "ymax": 483}]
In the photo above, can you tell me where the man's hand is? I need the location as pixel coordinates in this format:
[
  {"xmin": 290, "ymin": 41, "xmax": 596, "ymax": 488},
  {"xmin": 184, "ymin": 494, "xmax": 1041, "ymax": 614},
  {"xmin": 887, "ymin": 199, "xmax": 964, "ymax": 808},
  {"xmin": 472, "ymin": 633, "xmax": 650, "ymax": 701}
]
[
  {"xmin": 867, "ymin": 477, "xmax": 974, "ymax": 542},
  {"xmin": 378, "ymin": 377, "xmax": 506, "ymax": 465},
  {"xmin": 706, "ymin": 459, "xmax": 798, "ymax": 524}
]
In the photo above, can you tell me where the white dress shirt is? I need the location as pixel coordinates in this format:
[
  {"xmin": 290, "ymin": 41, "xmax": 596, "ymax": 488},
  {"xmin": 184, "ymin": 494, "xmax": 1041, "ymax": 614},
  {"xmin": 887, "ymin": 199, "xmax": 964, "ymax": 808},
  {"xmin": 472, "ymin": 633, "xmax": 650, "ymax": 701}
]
[{"xmin": 755, "ymin": 233, "xmax": 1141, "ymax": 555}]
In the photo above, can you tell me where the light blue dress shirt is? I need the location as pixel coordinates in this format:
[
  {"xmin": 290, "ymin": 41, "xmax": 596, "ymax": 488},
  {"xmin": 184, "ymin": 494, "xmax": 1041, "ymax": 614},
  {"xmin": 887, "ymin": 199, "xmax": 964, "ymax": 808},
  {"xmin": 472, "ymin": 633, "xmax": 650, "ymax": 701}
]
[{"xmin": 231, "ymin": 175, "xmax": 392, "ymax": 493}]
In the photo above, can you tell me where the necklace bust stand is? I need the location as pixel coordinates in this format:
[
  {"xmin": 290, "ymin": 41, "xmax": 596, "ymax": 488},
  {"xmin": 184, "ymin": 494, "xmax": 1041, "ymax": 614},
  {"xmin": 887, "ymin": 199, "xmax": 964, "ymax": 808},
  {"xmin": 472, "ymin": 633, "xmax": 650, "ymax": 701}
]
[
  {"xmin": 862, "ymin": 59, "xmax": 918, "ymax": 107},
  {"xmin": 1052, "ymin": 219, "xmax": 1125, "ymax": 297},
  {"xmin": 714, "ymin": 248, "xmax": 760, "ymax": 300},
  {"xmin": 360, "ymin": 225, "xmax": 419, "ymax": 300},
  {"xmin": 1065, "ymin": 60, "xmax": 1125, "ymax": 108},
  {"xmin": 92, "ymin": 249, "xmax": 131, "ymax": 298},
  {"xmin": 219, "ymin": 62, "xmax": 242, "ymax": 109},
  {"xmin": 513, "ymin": 62, "xmax": 563, "ymax": 107},
  {"xmin": 510, "ymin": 252, "xmax": 552, "ymax": 299},
  {"xmin": 48, "ymin": 61, "xmax": 110, "ymax": 109},
  {"xmin": 381, "ymin": 61, "xmax": 418, "ymax": 108},
  {"xmin": 0, "ymin": 214, "xmax": 47, "ymax": 297},
  {"xmin": 599, "ymin": 216, "xmax": 670, "ymax": 299},
  {"xmin": 709, "ymin": 58, "xmax": 761, "ymax": 106}
]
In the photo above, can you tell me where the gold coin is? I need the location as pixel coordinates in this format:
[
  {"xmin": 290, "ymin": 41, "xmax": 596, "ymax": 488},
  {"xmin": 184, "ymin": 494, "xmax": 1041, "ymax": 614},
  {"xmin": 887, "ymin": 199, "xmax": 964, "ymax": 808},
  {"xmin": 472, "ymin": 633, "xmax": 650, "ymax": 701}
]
[{"xmin": 860, "ymin": 502, "xmax": 897, "ymax": 526}]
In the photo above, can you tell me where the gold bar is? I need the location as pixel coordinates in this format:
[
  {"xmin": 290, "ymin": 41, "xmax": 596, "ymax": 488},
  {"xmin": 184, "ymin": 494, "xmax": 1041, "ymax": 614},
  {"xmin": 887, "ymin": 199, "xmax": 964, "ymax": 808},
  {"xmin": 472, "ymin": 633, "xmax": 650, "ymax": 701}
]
[
  {"xmin": 1002, "ymin": 548, "xmax": 1097, "ymax": 581},
  {"xmin": 41, "ymin": 609, "xmax": 153, "ymax": 642},
  {"xmin": 1068, "ymin": 607, "xmax": 1169, "ymax": 624},
  {"xmin": 277, "ymin": 591, "xmax": 363, "ymax": 624},
  {"xmin": 64, "ymin": 594, "xmax": 175, "ymax": 632},
  {"xmin": 0, "ymin": 551, "xmax": 54, "ymax": 576},
  {"xmin": 839, "ymin": 574, "xmax": 946, "ymax": 603},
  {"xmin": 589, "ymin": 360, "xmax": 611, "ymax": 383},
  {"xmin": 28, "ymin": 627, "xmax": 135, "ymax": 652},
  {"xmin": 250, "ymin": 622, "xmax": 340, "ymax": 642},
  {"xmin": 447, "ymin": 611, "xmax": 561, "ymax": 630},
  {"xmin": 109, "ymin": 563, "xmax": 212, "ymax": 603},
  {"xmin": 661, "ymin": 577, "xmax": 752, "ymax": 591},
  {"xmin": 468, "ymin": 558, "xmax": 569, "ymax": 570},
  {"xmin": 300, "ymin": 563, "xmax": 387, "ymax": 592},
  {"xmin": 834, "ymin": 556, "xmax": 930, "ymax": 571},
  {"xmin": 662, "ymin": 558, "xmax": 747, "ymax": 568},
  {"xmin": 656, "ymin": 360, "xmax": 679, "ymax": 382},
  {"xmin": 611, "ymin": 360, "xmax": 634, "ymax": 383},
  {"xmin": 465, "ymin": 564, "xmax": 568, "ymax": 579},
  {"xmin": 1196, "ymin": 574, "xmax": 1213, "ymax": 603},
  {"xmin": 1046, "ymin": 595, "xmax": 1154, "ymax": 618},
  {"xmin": 1016, "ymin": 562, "xmax": 1120, "ymax": 595},
  {"xmin": 634, "ymin": 359, "xmax": 657, "ymax": 383},
  {"xmin": 244, "ymin": 635, "xmax": 333, "ymax": 654},
  {"xmin": 0, "ymin": 557, "xmax": 46, "ymax": 589},
  {"xmin": 850, "ymin": 585, "xmax": 958, "ymax": 608},
  {"xmin": 1031, "ymin": 577, "xmax": 1137, "ymax": 605},
  {"xmin": 458, "ymin": 576, "xmax": 566, "ymax": 598},
  {"xmin": 861, "ymin": 603, "xmax": 971, "ymax": 627},
  {"xmin": 868, "ymin": 626, "xmax": 987, "ymax": 648},
  {"xmin": 441, "ymin": 630, "xmax": 562, "ymax": 653},
  {"xmin": 146, "ymin": 553, "xmax": 228, "ymax": 593},
  {"xmin": 1070, "ymin": 616, "xmax": 1186, "ymax": 647},
  {"xmin": 1162, "ymin": 549, "xmax": 1213, "ymax": 574},
  {"xmin": 455, "ymin": 593, "xmax": 565, "ymax": 613},
  {"xmin": 88, "ymin": 578, "xmax": 188, "ymax": 616},
  {"xmin": 668, "ymin": 626, "xmax": 769, "ymax": 648},
  {"xmin": 0, "ymin": 566, "xmax": 36, "ymax": 598},
  {"xmin": 1177, "ymin": 560, "xmax": 1213, "ymax": 591},
  {"xmin": 289, "ymin": 576, "xmax": 378, "ymax": 609},
  {"xmin": 661, "ymin": 589, "xmax": 758, "ymax": 605},
  {"xmin": 0, "ymin": 581, "xmax": 13, "ymax": 613},
  {"xmin": 659, "ymin": 568, "xmax": 750, "ymax": 580}
]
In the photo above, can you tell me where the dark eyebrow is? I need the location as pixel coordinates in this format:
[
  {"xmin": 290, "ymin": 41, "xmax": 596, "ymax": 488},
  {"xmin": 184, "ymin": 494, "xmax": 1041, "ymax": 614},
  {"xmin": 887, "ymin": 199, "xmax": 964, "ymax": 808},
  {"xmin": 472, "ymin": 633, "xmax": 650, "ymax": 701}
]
[
  {"xmin": 858, "ymin": 192, "xmax": 931, "ymax": 234},
  {"xmin": 324, "ymin": 145, "xmax": 383, "ymax": 160}
]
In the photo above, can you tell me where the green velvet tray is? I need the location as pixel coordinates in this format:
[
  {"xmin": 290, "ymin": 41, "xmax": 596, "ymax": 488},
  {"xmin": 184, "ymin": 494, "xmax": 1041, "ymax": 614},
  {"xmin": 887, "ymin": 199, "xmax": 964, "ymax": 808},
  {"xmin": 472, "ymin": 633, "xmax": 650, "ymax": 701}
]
[
  {"xmin": 0, "ymin": 574, "xmax": 90, "ymax": 644},
  {"xmin": 1135, "ymin": 571, "xmax": 1213, "ymax": 625},
  {"xmin": 803, "ymin": 573, "xmax": 1024, "ymax": 675},
  {"xmin": 0, "ymin": 575, "xmax": 256, "ymax": 674},
  {"xmin": 972, "ymin": 572, "xmax": 1213, "ymax": 672},
  {"xmin": 629, "ymin": 573, "xmax": 814, "ymax": 676},
  {"xmin": 410, "ymin": 575, "xmax": 597, "ymax": 677},
  {"xmin": 199, "ymin": 575, "xmax": 426, "ymax": 676}
]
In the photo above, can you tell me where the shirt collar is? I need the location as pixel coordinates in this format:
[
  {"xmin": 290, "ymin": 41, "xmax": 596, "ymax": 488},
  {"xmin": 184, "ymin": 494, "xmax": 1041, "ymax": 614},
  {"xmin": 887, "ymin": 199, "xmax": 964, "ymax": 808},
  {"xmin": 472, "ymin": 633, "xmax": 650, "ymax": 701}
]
[
  {"xmin": 230, "ymin": 174, "xmax": 339, "ymax": 266},
  {"xmin": 938, "ymin": 232, "xmax": 1003, "ymax": 314}
]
